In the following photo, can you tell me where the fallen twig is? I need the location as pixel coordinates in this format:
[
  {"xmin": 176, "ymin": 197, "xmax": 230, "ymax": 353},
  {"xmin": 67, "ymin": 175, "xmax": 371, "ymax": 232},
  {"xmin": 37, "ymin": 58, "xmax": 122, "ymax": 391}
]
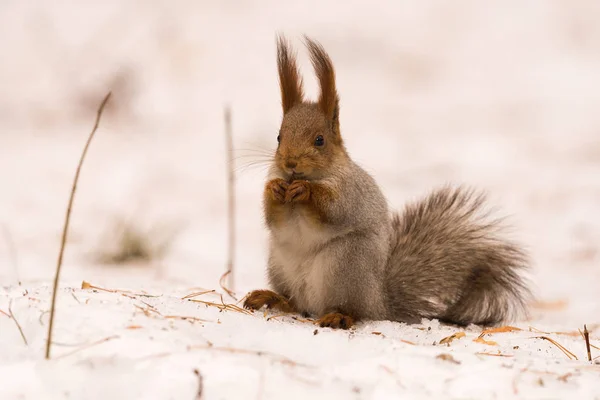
[
  {"xmin": 8, "ymin": 300, "xmax": 28, "ymax": 346},
  {"xmin": 45, "ymin": 92, "xmax": 111, "ymax": 360}
]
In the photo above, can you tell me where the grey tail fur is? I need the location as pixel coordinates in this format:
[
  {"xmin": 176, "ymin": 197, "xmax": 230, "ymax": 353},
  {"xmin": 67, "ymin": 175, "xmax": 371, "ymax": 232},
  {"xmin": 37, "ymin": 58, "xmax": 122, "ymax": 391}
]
[{"xmin": 385, "ymin": 186, "xmax": 531, "ymax": 326}]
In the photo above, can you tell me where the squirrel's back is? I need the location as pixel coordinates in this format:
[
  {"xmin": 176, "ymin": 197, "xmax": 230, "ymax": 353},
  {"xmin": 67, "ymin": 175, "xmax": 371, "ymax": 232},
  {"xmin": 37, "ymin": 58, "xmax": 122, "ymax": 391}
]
[{"xmin": 385, "ymin": 186, "xmax": 531, "ymax": 326}]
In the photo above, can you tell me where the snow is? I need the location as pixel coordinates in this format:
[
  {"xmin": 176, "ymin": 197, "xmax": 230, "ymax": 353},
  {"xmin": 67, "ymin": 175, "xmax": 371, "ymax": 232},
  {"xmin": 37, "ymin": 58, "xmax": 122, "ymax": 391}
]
[{"xmin": 1, "ymin": 1, "xmax": 600, "ymax": 399}]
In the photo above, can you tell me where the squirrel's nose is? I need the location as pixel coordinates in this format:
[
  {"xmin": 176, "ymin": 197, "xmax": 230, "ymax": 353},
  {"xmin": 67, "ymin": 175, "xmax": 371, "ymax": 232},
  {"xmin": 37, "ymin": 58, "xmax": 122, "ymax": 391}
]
[{"xmin": 285, "ymin": 160, "xmax": 297, "ymax": 170}]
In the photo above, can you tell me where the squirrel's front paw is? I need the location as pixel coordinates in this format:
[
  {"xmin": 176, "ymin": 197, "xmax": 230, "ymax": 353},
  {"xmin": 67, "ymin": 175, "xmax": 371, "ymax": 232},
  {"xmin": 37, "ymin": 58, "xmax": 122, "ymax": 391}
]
[
  {"xmin": 243, "ymin": 289, "xmax": 295, "ymax": 313},
  {"xmin": 266, "ymin": 179, "xmax": 289, "ymax": 203},
  {"xmin": 285, "ymin": 180, "xmax": 311, "ymax": 203},
  {"xmin": 316, "ymin": 312, "xmax": 354, "ymax": 330}
]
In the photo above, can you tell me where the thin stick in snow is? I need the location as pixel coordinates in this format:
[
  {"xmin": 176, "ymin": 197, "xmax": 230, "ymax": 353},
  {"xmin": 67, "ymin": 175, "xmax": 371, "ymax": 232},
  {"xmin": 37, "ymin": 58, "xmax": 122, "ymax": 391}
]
[
  {"xmin": 584, "ymin": 324, "xmax": 592, "ymax": 362},
  {"xmin": 224, "ymin": 105, "xmax": 236, "ymax": 295},
  {"xmin": 193, "ymin": 369, "xmax": 203, "ymax": 399},
  {"xmin": 8, "ymin": 300, "xmax": 28, "ymax": 346},
  {"xmin": 45, "ymin": 92, "xmax": 111, "ymax": 360}
]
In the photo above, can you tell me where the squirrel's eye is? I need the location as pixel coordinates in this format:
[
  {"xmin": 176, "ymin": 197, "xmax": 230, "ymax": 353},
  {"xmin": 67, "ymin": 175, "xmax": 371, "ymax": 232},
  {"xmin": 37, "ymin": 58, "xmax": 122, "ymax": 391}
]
[
  {"xmin": 277, "ymin": 135, "xmax": 280, "ymax": 143},
  {"xmin": 314, "ymin": 135, "xmax": 324, "ymax": 147}
]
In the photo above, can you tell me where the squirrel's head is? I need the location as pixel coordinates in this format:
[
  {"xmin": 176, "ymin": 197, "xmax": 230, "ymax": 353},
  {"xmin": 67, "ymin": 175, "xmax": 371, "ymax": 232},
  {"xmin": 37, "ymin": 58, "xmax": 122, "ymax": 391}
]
[{"xmin": 274, "ymin": 35, "xmax": 347, "ymax": 181}]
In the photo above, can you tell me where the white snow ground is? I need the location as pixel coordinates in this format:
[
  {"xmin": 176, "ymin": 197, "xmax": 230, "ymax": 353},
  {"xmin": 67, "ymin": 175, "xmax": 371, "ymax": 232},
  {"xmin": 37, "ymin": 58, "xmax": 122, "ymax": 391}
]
[{"xmin": 1, "ymin": 1, "xmax": 600, "ymax": 399}]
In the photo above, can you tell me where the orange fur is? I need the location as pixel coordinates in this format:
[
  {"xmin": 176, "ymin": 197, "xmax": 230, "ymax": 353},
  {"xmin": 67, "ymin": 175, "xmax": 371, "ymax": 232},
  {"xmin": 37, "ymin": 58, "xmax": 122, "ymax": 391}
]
[
  {"xmin": 316, "ymin": 312, "xmax": 355, "ymax": 330},
  {"xmin": 304, "ymin": 36, "xmax": 340, "ymax": 134},
  {"xmin": 277, "ymin": 35, "xmax": 304, "ymax": 114},
  {"xmin": 263, "ymin": 179, "xmax": 288, "ymax": 227},
  {"xmin": 243, "ymin": 289, "xmax": 296, "ymax": 313}
]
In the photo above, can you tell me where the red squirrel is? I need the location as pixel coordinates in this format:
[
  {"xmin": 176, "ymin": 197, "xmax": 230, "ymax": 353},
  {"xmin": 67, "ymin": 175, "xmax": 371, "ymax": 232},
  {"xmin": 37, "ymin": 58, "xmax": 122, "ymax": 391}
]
[{"xmin": 243, "ymin": 35, "xmax": 531, "ymax": 330}]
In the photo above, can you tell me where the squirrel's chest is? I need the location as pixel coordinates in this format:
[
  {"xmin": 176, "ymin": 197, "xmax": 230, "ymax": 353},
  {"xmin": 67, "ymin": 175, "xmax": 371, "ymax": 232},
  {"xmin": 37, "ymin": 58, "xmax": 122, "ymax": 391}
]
[{"xmin": 270, "ymin": 213, "xmax": 336, "ymax": 314}]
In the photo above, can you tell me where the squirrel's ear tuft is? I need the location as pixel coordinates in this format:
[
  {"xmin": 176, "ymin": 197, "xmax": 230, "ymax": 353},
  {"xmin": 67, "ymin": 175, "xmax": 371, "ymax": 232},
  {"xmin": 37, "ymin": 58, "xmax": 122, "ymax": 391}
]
[
  {"xmin": 277, "ymin": 34, "xmax": 304, "ymax": 114},
  {"xmin": 304, "ymin": 36, "xmax": 340, "ymax": 132}
]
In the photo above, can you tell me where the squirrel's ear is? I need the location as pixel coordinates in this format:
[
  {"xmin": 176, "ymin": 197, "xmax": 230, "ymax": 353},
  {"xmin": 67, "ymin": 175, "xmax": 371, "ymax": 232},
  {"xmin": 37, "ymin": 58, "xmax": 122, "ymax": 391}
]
[
  {"xmin": 277, "ymin": 35, "xmax": 304, "ymax": 114},
  {"xmin": 304, "ymin": 36, "xmax": 340, "ymax": 133}
]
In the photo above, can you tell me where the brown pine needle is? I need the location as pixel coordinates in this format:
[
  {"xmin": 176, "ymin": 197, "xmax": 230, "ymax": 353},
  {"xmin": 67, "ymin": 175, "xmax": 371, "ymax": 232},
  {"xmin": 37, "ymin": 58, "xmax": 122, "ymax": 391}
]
[
  {"xmin": 54, "ymin": 335, "xmax": 119, "ymax": 360},
  {"xmin": 45, "ymin": 92, "xmax": 111, "ymax": 360},
  {"xmin": 439, "ymin": 332, "xmax": 466, "ymax": 345},
  {"xmin": 479, "ymin": 326, "xmax": 522, "ymax": 337},
  {"xmin": 8, "ymin": 300, "xmax": 28, "ymax": 346},
  {"xmin": 532, "ymin": 336, "xmax": 578, "ymax": 360},
  {"xmin": 400, "ymin": 339, "xmax": 416, "ymax": 345},
  {"xmin": 182, "ymin": 289, "xmax": 216, "ymax": 300}
]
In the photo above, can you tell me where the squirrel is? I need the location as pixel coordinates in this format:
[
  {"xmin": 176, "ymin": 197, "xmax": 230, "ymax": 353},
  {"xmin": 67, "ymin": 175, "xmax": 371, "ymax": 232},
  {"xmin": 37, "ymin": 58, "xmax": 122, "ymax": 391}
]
[{"xmin": 243, "ymin": 35, "xmax": 531, "ymax": 330}]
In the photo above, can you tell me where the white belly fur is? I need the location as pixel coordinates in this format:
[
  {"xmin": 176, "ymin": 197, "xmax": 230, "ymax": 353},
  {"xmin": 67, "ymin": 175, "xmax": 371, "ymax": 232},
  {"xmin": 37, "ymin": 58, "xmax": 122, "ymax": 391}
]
[{"xmin": 270, "ymin": 208, "xmax": 340, "ymax": 315}]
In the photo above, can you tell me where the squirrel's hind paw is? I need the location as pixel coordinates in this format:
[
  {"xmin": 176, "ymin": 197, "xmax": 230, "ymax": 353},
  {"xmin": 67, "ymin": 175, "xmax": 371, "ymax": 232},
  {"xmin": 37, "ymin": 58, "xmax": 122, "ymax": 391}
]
[
  {"xmin": 316, "ymin": 312, "xmax": 354, "ymax": 330},
  {"xmin": 243, "ymin": 289, "xmax": 295, "ymax": 313}
]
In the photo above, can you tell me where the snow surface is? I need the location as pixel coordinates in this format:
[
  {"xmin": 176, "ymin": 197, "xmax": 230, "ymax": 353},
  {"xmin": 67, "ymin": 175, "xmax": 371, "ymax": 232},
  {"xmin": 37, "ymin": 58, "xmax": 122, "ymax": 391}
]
[{"xmin": 1, "ymin": 1, "xmax": 600, "ymax": 399}]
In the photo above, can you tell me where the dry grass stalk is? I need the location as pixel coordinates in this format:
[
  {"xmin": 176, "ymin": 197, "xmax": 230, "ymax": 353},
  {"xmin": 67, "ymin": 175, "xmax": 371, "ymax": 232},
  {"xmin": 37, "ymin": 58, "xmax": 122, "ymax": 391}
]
[
  {"xmin": 533, "ymin": 336, "xmax": 578, "ymax": 360},
  {"xmin": 54, "ymin": 335, "xmax": 119, "ymax": 360},
  {"xmin": 583, "ymin": 325, "xmax": 592, "ymax": 362},
  {"xmin": 189, "ymin": 297, "xmax": 253, "ymax": 316},
  {"xmin": 81, "ymin": 280, "xmax": 159, "ymax": 298},
  {"xmin": 8, "ymin": 300, "xmax": 28, "ymax": 346},
  {"xmin": 219, "ymin": 270, "xmax": 237, "ymax": 300},
  {"xmin": 133, "ymin": 303, "xmax": 210, "ymax": 323},
  {"xmin": 182, "ymin": 290, "xmax": 216, "ymax": 300},
  {"xmin": 224, "ymin": 105, "xmax": 236, "ymax": 293},
  {"xmin": 0, "ymin": 309, "xmax": 10, "ymax": 318},
  {"xmin": 45, "ymin": 92, "xmax": 111, "ymax": 360},
  {"xmin": 439, "ymin": 332, "xmax": 466, "ymax": 345},
  {"xmin": 476, "ymin": 352, "xmax": 513, "ymax": 357},
  {"xmin": 529, "ymin": 325, "xmax": 599, "ymax": 337}
]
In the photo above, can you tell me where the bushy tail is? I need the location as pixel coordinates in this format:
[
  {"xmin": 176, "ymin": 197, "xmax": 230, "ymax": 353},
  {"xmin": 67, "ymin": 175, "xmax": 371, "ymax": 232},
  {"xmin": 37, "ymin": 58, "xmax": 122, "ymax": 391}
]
[{"xmin": 385, "ymin": 186, "xmax": 531, "ymax": 326}]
